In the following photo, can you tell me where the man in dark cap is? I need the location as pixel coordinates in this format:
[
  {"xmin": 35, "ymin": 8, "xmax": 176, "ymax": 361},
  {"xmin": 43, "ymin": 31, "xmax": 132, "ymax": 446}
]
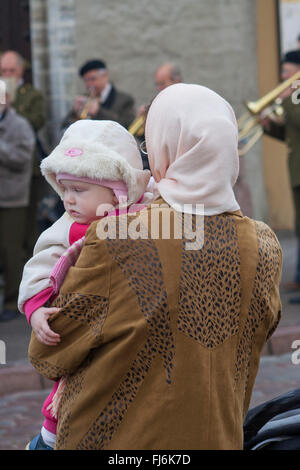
[
  {"xmin": 62, "ymin": 59, "xmax": 135, "ymax": 130},
  {"xmin": 260, "ymin": 49, "xmax": 300, "ymax": 297}
]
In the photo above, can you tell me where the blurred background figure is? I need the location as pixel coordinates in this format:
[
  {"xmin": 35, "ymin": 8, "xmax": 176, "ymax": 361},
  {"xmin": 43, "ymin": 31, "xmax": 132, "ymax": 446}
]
[
  {"xmin": 154, "ymin": 62, "xmax": 183, "ymax": 92},
  {"xmin": 0, "ymin": 50, "xmax": 46, "ymax": 260},
  {"xmin": 62, "ymin": 59, "xmax": 135, "ymax": 131},
  {"xmin": 136, "ymin": 62, "xmax": 183, "ymax": 118},
  {"xmin": 0, "ymin": 82, "xmax": 35, "ymax": 322},
  {"xmin": 130, "ymin": 62, "xmax": 183, "ymax": 170},
  {"xmin": 260, "ymin": 49, "xmax": 300, "ymax": 296}
]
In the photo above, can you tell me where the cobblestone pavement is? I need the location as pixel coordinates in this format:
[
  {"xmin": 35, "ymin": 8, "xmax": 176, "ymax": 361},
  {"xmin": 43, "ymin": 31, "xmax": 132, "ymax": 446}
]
[
  {"xmin": 0, "ymin": 353, "xmax": 299, "ymax": 450},
  {"xmin": 250, "ymin": 353, "xmax": 300, "ymax": 407},
  {"xmin": 0, "ymin": 389, "xmax": 50, "ymax": 450}
]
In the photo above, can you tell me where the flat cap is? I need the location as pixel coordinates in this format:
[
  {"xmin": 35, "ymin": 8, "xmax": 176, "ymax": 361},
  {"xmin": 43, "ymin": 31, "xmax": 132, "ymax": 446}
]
[
  {"xmin": 282, "ymin": 49, "xmax": 300, "ymax": 65},
  {"xmin": 79, "ymin": 59, "xmax": 107, "ymax": 76}
]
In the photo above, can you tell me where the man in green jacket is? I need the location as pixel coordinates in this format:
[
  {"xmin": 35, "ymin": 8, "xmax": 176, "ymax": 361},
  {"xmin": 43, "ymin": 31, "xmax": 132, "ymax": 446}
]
[
  {"xmin": 0, "ymin": 50, "xmax": 46, "ymax": 320},
  {"xmin": 261, "ymin": 49, "xmax": 300, "ymax": 300}
]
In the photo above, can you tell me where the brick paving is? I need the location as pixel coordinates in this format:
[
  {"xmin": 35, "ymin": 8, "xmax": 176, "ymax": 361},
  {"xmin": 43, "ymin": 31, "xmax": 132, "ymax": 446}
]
[{"xmin": 0, "ymin": 389, "xmax": 50, "ymax": 450}]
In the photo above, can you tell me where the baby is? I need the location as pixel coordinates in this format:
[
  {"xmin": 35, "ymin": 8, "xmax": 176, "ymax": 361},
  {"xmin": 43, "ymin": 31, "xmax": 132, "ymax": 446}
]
[{"xmin": 18, "ymin": 119, "xmax": 151, "ymax": 450}]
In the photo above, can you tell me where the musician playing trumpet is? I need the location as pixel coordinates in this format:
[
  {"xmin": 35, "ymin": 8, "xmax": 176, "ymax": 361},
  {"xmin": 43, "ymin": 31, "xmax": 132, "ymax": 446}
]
[
  {"xmin": 259, "ymin": 50, "xmax": 300, "ymax": 297},
  {"xmin": 62, "ymin": 59, "xmax": 135, "ymax": 130},
  {"xmin": 133, "ymin": 62, "xmax": 183, "ymax": 126},
  {"xmin": 128, "ymin": 63, "xmax": 183, "ymax": 171}
]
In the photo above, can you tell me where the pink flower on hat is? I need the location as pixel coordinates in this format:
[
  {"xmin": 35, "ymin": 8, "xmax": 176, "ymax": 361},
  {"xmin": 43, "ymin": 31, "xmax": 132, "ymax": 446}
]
[{"xmin": 65, "ymin": 148, "xmax": 83, "ymax": 157}]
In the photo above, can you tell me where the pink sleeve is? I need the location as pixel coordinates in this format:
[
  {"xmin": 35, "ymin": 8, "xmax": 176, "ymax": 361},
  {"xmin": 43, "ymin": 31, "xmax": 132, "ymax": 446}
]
[
  {"xmin": 24, "ymin": 223, "xmax": 89, "ymax": 325},
  {"xmin": 23, "ymin": 287, "xmax": 54, "ymax": 324},
  {"xmin": 42, "ymin": 380, "xmax": 59, "ymax": 433}
]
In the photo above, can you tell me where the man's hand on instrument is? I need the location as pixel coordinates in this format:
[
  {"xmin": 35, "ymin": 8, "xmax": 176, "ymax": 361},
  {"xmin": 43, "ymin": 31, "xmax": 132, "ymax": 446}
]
[
  {"xmin": 259, "ymin": 111, "xmax": 271, "ymax": 131},
  {"xmin": 86, "ymin": 98, "xmax": 100, "ymax": 117},
  {"xmin": 278, "ymin": 86, "xmax": 293, "ymax": 101},
  {"xmin": 74, "ymin": 95, "xmax": 88, "ymax": 115},
  {"xmin": 137, "ymin": 104, "xmax": 147, "ymax": 117}
]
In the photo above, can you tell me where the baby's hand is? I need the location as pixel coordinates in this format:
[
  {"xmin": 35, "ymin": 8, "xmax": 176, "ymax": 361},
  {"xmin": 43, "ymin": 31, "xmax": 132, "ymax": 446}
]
[{"xmin": 30, "ymin": 307, "xmax": 61, "ymax": 346}]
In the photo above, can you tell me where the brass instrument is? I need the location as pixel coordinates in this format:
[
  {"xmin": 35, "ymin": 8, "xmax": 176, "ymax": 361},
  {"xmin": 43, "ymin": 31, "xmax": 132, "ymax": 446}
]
[
  {"xmin": 79, "ymin": 89, "xmax": 96, "ymax": 120},
  {"xmin": 238, "ymin": 70, "xmax": 300, "ymax": 156},
  {"xmin": 128, "ymin": 101, "xmax": 154, "ymax": 137},
  {"xmin": 128, "ymin": 113, "xmax": 146, "ymax": 137}
]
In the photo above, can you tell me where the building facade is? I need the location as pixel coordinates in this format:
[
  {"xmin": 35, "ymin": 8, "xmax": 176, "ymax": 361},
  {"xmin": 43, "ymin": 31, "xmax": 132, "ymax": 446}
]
[{"xmin": 2, "ymin": 0, "xmax": 294, "ymax": 227}]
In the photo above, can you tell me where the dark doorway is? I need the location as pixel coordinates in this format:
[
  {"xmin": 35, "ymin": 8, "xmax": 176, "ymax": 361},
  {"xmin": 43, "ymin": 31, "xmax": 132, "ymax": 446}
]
[{"xmin": 0, "ymin": 0, "xmax": 32, "ymax": 83}]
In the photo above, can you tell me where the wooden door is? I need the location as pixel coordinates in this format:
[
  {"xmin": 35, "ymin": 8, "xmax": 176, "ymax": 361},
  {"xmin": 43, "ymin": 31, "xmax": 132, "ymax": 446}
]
[{"xmin": 0, "ymin": 0, "xmax": 32, "ymax": 83}]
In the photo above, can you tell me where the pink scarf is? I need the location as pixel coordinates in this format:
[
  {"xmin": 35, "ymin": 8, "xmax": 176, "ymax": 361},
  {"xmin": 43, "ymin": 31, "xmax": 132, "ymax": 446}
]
[{"xmin": 145, "ymin": 83, "xmax": 240, "ymax": 215}]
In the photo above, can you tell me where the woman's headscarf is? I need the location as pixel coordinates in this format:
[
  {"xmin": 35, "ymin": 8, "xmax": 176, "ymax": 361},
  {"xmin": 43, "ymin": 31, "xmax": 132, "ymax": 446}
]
[{"xmin": 145, "ymin": 83, "xmax": 240, "ymax": 215}]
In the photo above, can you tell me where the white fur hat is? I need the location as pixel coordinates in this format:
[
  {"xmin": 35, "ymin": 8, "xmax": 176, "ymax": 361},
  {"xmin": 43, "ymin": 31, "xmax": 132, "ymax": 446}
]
[{"xmin": 40, "ymin": 120, "xmax": 150, "ymax": 205}]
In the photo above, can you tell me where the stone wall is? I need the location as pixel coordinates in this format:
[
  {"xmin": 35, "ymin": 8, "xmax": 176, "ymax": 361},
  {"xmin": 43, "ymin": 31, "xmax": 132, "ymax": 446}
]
[
  {"xmin": 75, "ymin": 0, "xmax": 258, "ymax": 113},
  {"xmin": 30, "ymin": 0, "xmax": 77, "ymax": 146},
  {"xmin": 29, "ymin": 0, "xmax": 267, "ymax": 220}
]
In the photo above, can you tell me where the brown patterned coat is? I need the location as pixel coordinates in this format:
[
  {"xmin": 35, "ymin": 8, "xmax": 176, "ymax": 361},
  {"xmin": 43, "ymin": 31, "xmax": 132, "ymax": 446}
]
[{"xmin": 28, "ymin": 200, "xmax": 282, "ymax": 450}]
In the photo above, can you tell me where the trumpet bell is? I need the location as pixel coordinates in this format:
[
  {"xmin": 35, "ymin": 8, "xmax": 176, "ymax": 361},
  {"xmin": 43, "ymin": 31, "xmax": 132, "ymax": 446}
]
[{"xmin": 237, "ymin": 69, "xmax": 300, "ymax": 155}]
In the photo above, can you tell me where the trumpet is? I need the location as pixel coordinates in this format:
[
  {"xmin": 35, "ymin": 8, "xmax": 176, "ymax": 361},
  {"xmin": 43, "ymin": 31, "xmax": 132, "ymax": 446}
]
[
  {"xmin": 128, "ymin": 102, "xmax": 154, "ymax": 137},
  {"xmin": 78, "ymin": 88, "xmax": 96, "ymax": 120},
  {"xmin": 238, "ymin": 70, "xmax": 300, "ymax": 156},
  {"xmin": 128, "ymin": 110, "xmax": 147, "ymax": 137},
  {"xmin": 128, "ymin": 114, "xmax": 145, "ymax": 137}
]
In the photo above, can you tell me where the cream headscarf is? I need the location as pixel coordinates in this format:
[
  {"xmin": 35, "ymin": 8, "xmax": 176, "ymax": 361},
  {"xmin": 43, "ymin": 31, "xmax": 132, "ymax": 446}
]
[{"xmin": 145, "ymin": 83, "xmax": 240, "ymax": 215}]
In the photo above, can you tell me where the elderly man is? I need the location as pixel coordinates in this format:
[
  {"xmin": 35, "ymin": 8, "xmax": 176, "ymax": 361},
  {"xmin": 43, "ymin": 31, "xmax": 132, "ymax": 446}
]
[
  {"xmin": 0, "ymin": 50, "xmax": 46, "ymax": 261},
  {"xmin": 0, "ymin": 84, "xmax": 35, "ymax": 321},
  {"xmin": 62, "ymin": 59, "xmax": 135, "ymax": 130},
  {"xmin": 154, "ymin": 62, "xmax": 183, "ymax": 92},
  {"xmin": 0, "ymin": 51, "xmax": 45, "ymax": 134},
  {"xmin": 136, "ymin": 62, "xmax": 183, "ymax": 117},
  {"xmin": 132, "ymin": 62, "xmax": 183, "ymax": 170}
]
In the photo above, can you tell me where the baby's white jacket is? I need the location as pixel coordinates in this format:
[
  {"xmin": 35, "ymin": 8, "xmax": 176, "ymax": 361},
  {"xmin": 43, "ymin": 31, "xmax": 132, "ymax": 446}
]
[{"xmin": 18, "ymin": 212, "xmax": 73, "ymax": 314}]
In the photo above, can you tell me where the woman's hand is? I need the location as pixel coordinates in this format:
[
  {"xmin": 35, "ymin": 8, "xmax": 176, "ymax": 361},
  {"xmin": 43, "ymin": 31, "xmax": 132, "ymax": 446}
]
[{"xmin": 30, "ymin": 307, "xmax": 61, "ymax": 346}]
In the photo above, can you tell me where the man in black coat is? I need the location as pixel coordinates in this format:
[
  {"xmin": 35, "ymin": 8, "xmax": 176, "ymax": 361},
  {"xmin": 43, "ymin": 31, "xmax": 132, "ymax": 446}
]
[{"xmin": 62, "ymin": 59, "xmax": 135, "ymax": 130}]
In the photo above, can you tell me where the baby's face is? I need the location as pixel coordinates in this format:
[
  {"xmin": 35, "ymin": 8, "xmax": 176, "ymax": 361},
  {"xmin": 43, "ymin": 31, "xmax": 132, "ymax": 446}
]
[{"xmin": 60, "ymin": 179, "xmax": 117, "ymax": 224}]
